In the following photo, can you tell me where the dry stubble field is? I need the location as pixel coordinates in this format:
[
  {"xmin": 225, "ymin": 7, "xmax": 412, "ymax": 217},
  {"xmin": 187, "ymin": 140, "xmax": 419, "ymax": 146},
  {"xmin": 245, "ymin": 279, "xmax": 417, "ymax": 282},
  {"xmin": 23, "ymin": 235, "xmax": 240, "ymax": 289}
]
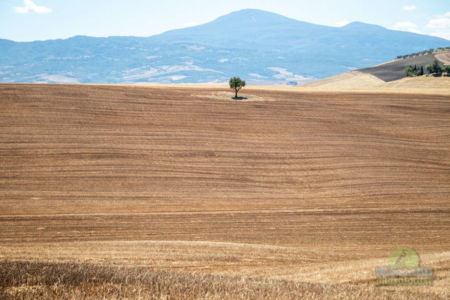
[{"xmin": 0, "ymin": 84, "xmax": 449, "ymax": 299}]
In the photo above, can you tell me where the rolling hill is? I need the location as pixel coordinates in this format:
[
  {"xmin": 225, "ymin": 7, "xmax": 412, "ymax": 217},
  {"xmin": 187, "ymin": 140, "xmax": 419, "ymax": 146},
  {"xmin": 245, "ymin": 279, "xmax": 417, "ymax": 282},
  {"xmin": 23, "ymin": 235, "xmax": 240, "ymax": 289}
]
[
  {"xmin": 0, "ymin": 9, "xmax": 449, "ymax": 84},
  {"xmin": 302, "ymin": 49, "xmax": 450, "ymax": 88},
  {"xmin": 359, "ymin": 50, "xmax": 449, "ymax": 82}
]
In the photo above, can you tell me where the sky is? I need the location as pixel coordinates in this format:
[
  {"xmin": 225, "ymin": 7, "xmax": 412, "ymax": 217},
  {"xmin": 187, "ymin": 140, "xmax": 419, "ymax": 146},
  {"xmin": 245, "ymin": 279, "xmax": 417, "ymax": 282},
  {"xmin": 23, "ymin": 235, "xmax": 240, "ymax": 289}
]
[{"xmin": 1, "ymin": 0, "xmax": 449, "ymax": 41}]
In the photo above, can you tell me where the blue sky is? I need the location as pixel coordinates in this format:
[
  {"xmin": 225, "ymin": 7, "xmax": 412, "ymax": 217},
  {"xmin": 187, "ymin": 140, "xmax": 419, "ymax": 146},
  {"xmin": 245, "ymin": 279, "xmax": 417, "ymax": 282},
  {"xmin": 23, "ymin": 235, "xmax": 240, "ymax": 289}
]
[{"xmin": 1, "ymin": 0, "xmax": 449, "ymax": 41}]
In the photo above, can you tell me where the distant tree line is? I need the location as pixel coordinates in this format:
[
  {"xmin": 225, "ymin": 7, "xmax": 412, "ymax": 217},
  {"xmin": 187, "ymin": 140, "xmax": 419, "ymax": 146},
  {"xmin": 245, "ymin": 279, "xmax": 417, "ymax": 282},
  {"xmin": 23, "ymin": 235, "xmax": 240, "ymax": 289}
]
[
  {"xmin": 405, "ymin": 65, "xmax": 424, "ymax": 77},
  {"xmin": 397, "ymin": 46, "xmax": 450, "ymax": 60},
  {"xmin": 405, "ymin": 59, "xmax": 450, "ymax": 77}
]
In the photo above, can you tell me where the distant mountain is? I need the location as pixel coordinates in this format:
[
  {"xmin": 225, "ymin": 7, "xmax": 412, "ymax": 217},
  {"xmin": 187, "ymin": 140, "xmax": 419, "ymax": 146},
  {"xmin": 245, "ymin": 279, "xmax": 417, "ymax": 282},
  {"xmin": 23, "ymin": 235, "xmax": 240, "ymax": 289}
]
[{"xmin": 0, "ymin": 9, "xmax": 449, "ymax": 84}]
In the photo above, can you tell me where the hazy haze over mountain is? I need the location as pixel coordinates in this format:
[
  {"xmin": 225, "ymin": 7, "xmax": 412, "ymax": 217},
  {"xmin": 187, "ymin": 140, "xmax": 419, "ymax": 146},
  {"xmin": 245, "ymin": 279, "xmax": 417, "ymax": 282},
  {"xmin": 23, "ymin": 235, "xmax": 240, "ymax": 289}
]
[{"xmin": 0, "ymin": 9, "xmax": 449, "ymax": 84}]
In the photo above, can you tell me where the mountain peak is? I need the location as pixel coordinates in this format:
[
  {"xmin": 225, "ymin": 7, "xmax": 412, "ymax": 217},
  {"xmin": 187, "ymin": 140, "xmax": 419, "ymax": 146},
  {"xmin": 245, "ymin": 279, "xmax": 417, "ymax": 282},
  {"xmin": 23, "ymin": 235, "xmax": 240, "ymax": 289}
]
[
  {"xmin": 2, "ymin": 9, "xmax": 449, "ymax": 84},
  {"xmin": 344, "ymin": 21, "xmax": 386, "ymax": 30},
  {"xmin": 220, "ymin": 9, "xmax": 284, "ymax": 18},
  {"xmin": 211, "ymin": 8, "xmax": 304, "ymax": 26}
]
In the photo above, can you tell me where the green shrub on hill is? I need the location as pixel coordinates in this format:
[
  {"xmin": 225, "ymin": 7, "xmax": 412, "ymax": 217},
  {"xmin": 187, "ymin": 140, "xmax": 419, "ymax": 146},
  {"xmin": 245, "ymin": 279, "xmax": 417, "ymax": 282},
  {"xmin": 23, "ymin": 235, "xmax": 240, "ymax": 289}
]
[
  {"xmin": 405, "ymin": 59, "xmax": 449, "ymax": 77},
  {"xmin": 426, "ymin": 60, "xmax": 444, "ymax": 75},
  {"xmin": 405, "ymin": 65, "xmax": 424, "ymax": 77}
]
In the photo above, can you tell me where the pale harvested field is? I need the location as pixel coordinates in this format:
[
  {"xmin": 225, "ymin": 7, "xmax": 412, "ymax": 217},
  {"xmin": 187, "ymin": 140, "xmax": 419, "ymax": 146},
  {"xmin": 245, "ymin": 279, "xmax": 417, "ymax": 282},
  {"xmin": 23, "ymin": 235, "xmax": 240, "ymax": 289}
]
[
  {"xmin": 300, "ymin": 71, "xmax": 385, "ymax": 88},
  {"xmin": 299, "ymin": 73, "xmax": 450, "ymax": 95},
  {"xmin": 0, "ymin": 84, "xmax": 449, "ymax": 299},
  {"xmin": 435, "ymin": 51, "xmax": 450, "ymax": 65}
]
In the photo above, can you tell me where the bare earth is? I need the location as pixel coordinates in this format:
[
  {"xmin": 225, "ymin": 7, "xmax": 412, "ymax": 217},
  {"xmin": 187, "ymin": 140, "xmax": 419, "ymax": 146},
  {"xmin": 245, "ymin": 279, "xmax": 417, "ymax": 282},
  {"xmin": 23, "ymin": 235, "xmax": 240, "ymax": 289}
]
[{"xmin": 0, "ymin": 84, "xmax": 449, "ymax": 299}]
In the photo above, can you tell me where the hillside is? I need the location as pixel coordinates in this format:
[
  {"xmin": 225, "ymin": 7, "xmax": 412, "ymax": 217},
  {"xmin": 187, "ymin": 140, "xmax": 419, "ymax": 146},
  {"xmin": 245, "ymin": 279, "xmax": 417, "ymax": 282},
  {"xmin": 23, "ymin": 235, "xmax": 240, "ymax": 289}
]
[
  {"xmin": 0, "ymin": 9, "xmax": 449, "ymax": 84},
  {"xmin": 360, "ymin": 50, "xmax": 449, "ymax": 82},
  {"xmin": 0, "ymin": 84, "xmax": 449, "ymax": 298},
  {"xmin": 300, "ymin": 71, "xmax": 385, "ymax": 88},
  {"xmin": 302, "ymin": 49, "xmax": 450, "ymax": 88},
  {"xmin": 383, "ymin": 76, "xmax": 450, "ymax": 89},
  {"xmin": 435, "ymin": 51, "xmax": 450, "ymax": 64}
]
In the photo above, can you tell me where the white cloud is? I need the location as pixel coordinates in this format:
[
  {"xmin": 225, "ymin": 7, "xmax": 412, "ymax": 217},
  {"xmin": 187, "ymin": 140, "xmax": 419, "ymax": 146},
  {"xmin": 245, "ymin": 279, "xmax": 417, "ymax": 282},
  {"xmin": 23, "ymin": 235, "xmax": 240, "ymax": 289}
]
[
  {"xmin": 430, "ymin": 32, "xmax": 450, "ymax": 40},
  {"xmin": 15, "ymin": 0, "xmax": 52, "ymax": 14},
  {"xmin": 335, "ymin": 20, "xmax": 351, "ymax": 27},
  {"xmin": 403, "ymin": 5, "xmax": 417, "ymax": 11},
  {"xmin": 183, "ymin": 22, "xmax": 200, "ymax": 28},
  {"xmin": 427, "ymin": 17, "xmax": 450, "ymax": 29},
  {"xmin": 425, "ymin": 13, "xmax": 450, "ymax": 40},
  {"xmin": 392, "ymin": 21, "xmax": 422, "ymax": 34}
]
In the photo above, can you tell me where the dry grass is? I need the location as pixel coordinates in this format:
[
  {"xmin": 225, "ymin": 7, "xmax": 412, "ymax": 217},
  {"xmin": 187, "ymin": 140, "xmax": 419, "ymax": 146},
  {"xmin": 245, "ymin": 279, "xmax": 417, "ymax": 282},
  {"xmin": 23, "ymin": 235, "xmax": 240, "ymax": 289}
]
[
  {"xmin": 0, "ymin": 261, "xmax": 446, "ymax": 300},
  {"xmin": 435, "ymin": 51, "xmax": 450, "ymax": 65},
  {"xmin": 0, "ymin": 84, "xmax": 449, "ymax": 298},
  {"xmin": 1, "ymin": 241, "xmax": 449, "ymax": 297},
  {"xmin": 299, "ymin": 73, "xmax": 450, "ymax": 95},
  {"xmin": 300, "ymin": 71, "xmax": 385, "ymax": 88}
]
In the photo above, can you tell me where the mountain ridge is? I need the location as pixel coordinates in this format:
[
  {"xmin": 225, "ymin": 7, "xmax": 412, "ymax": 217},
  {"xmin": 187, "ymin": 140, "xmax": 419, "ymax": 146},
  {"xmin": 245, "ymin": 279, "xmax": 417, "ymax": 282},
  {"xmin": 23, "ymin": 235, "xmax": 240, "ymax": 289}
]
[{"xmin": 0, "ymin": 9, "xmax": 449, "ymax": 84}]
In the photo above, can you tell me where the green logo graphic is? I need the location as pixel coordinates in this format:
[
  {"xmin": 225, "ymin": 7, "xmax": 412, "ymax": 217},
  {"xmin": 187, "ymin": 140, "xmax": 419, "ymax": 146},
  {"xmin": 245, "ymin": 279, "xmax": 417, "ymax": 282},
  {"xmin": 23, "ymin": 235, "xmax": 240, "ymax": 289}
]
[
  {"xmin": 376, "ymin": 247, "xmax": 433, "ymax": 286},
  {"xmin": 387, "ymin": 247, "xmax": 420, "ymax": 269}
]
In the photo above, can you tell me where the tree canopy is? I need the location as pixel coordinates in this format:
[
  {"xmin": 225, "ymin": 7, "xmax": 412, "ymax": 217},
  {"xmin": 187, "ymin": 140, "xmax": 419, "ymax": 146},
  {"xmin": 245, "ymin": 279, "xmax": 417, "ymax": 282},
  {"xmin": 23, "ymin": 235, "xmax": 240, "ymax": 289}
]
[
  {"xmin": 229, "ymin": 77, "xmax": 246, "ymax": 99},
  {"xmin": 404, "ymin": 60, "xmax": 449, "ymax": 77},
  {"xmin": 426, "ymin": 60, "xmax": 443, "ymax": 75},
  {"xmin": 405, "ymin": 65, "xmax": 424, "ymax": 77}
]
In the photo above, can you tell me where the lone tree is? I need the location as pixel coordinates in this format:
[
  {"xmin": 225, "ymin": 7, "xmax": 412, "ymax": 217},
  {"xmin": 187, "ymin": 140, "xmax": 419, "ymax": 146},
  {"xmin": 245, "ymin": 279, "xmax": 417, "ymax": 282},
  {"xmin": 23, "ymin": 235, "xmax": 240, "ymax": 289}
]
[{"xmin": 229, "ymin": 77, "xmax": 246, "ymax": 99}]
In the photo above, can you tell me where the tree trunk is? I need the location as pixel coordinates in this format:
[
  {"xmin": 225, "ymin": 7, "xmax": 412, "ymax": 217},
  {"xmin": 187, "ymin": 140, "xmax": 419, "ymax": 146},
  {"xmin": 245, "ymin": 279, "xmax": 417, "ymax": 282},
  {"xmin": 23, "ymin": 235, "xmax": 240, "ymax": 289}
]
[{"xmin": 235, "ymin": 88, "xmax": 238, "ymax": 98}]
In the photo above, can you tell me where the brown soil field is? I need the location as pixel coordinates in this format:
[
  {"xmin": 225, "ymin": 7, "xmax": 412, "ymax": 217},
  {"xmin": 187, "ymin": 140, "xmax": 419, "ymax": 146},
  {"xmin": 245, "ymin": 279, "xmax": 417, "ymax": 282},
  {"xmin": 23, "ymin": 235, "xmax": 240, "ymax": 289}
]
[{"xmin": 0, "ymin": 84, "xmax": 449, "ymax": 299}]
